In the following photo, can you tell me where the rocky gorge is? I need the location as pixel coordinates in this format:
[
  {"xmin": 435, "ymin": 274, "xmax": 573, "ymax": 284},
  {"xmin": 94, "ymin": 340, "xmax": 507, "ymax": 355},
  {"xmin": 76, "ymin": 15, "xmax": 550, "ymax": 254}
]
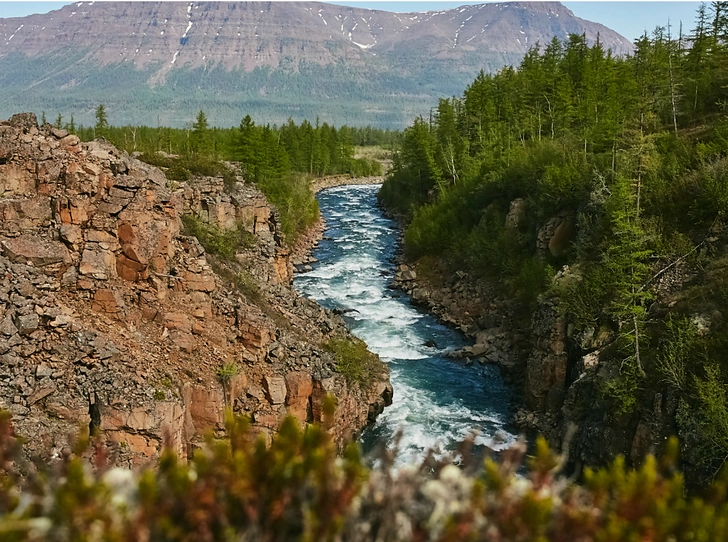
[{"xmin": 0, "ymin": 112, "xmax": 392, "ymax": 467}]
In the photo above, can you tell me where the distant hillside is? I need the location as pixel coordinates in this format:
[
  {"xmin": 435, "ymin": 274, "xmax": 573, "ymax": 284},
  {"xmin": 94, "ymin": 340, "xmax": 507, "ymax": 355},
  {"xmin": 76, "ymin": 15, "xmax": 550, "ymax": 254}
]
[{"xmin": 0, "ymin": 1, "xmax": 632, "ymax": 128}]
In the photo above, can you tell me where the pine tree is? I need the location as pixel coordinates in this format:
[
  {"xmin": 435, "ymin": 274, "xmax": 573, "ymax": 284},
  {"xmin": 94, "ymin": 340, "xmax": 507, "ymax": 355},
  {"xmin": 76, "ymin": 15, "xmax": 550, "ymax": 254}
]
[
  {"xmin": 396, "ymin": 116, "xmax": 442, "ymax": 205},
  {"xmin": 235, "ymin": 115, "xmax": 262, "ymax": 181},
  {"xmin": 95, "ymin": 105, "xmax": 108, "ymax": 136},
  {"xmin": 605, "ymin": 171, "xmax": 653, "ymax": 377},
  {"xmin": 193, "ymin": 109, "xmax": 208, "ymax": 133},
  {"xmin": 191, "ymin": 110, "xmax": 209, "ymax": 156},
  {"xmin": 686, "ymin": 4, "xmax": 712, "ymax": 113}
]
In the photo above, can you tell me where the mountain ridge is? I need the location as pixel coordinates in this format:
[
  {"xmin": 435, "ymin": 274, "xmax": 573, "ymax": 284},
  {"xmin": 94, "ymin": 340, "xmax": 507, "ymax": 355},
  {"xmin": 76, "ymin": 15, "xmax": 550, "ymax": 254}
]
[{"xmin": 0, "ymin": 1, "xmax": 632, "ymax": 127}]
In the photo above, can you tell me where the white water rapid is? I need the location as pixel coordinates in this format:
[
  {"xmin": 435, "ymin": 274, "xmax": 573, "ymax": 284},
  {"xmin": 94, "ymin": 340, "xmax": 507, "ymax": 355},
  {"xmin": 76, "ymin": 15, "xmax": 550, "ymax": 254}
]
[{"xmin": 294, "ymin": 184, "xmax": 515, "ymax": 463}]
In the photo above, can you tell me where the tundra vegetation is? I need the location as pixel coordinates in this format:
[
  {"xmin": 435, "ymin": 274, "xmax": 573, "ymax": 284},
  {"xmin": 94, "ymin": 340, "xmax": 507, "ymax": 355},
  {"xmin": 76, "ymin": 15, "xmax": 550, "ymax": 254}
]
[
  {"xmin": 380, "ymin": 3, "xmax": 728, "ymax": 478},
  {"xmin": 2, "ymin": 411, "xmax": 728, "ymax": 541}
]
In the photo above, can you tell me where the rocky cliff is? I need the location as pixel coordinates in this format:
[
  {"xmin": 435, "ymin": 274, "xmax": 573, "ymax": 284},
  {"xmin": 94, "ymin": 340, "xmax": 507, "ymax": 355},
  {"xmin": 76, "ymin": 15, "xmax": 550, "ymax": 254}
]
[{"xmin": 0, "ymin": 112, "xmax": 391, "ymax": 466}]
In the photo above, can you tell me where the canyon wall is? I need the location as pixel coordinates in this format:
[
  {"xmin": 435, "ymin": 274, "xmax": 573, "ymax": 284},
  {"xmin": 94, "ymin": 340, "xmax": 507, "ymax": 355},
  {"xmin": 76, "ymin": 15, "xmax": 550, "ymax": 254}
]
[{"xmin": 0, "ymin": 113, "xmax": 391, "ymax": 466}]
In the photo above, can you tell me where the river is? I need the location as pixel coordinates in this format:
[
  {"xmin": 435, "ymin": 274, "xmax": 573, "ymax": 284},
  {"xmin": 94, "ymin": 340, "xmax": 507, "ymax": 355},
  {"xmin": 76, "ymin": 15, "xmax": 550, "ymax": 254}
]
[{"xmin": 293, "ymin": 184, "xmax": 515, "ymax": 463}]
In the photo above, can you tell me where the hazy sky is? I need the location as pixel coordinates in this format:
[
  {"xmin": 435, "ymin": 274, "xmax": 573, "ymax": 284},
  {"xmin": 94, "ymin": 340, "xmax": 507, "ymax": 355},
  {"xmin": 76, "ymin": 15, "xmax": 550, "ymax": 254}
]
[{"xmin": 0, "ymin": 1, "xmax": 701, "ymax": 42}]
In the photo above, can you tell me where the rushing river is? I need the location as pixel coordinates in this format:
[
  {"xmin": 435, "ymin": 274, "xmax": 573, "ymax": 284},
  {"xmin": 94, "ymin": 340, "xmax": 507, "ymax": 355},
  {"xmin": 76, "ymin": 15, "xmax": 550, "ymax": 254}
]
[{"xmin": 293, "ymin": 184, "xmax": 515, "ymax": 463}]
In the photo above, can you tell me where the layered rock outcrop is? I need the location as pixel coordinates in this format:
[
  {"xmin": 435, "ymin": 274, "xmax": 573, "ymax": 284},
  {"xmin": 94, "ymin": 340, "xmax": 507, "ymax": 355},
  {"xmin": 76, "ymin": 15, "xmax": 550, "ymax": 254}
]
[{"xmin": 0, "ymin": 113, "xmax": 391, "ymax": 466}]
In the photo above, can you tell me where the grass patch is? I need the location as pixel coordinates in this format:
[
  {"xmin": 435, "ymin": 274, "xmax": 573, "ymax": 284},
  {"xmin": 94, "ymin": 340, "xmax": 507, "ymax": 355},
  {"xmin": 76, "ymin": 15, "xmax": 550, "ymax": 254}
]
[
  {"xmin": 325, "ymin": 337, "xmax": 380, "ymax": 389},
  {"xmin": 354, "ymin": 145, "xmax": 392, "ymax": 162},
  {"xmin": 138, "ymin": 152, "xmax": 238, "ymax": 191},
  {"xmin": 181, "ymin": 214, "xmax": 255, "ymax": 260},
  {"xmin": 211, "ymin": 261, "xmax": 261, "ymax": 303},
  {"xmin": 208, "ymin": 258, "xmax": 291, "ymax": 331}
]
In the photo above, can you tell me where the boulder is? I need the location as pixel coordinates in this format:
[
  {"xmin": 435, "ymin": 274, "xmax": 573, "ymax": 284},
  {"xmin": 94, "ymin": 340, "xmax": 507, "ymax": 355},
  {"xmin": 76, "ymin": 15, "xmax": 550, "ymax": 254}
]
[
  {"xmin": 164, "ymin": 313, "xmax": 191, "ymax": 333},
  {"xmin": 16, "ymin": 314, "xmax": 39, "ymax": 336},
  {"xmin": 8, "ymin": 112, "xmax": 37, "ymax": 131},
  {"xmin": 170, "ymin": 331, "xmax": 195, "ymax": 353},
  {"xmin": 92, "ymin": 289, "xmax": 124, "ymax": 314},
  {"xmin": 0, "ymin": 164, "xmax": 36, "ymax": 195},
  {"xmin": 285, "ymin": 371, "xmax": 313, "ymax": 421},
  {"xmin": 1, "ymin": 235, "xmax": 71, "ymax": 268},
  {"xmin": 505, "ymin": 198, "xmax": 527, "ymax": 230},
  {"xmin": 79, "ymin": 246, "xmax": 117, "ymax": 280},
  {"xmin": 264, "ymin": 375, "xmax": 287, "ymax": 405},
  {"xmin": 549, "ymin": 218, "xmax": 575, "ymax": 257},
  {"xmin": 27, "ymin": 384, "xmax": 56, "ymax": 405},
  {"xmin": 182, "ymin": 384, "xmax": 225, "ymax": 432},
  {"xmin": 116, "ymin": 253, "xmax": 147, "ymax": 281}
]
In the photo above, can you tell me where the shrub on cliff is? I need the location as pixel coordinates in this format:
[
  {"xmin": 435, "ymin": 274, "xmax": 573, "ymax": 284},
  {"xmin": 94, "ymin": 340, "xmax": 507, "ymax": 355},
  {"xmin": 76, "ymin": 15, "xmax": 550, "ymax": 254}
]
[
  {"xmin": 181, "ymin": 214, "xmax": 255, "ymax": 260},
  {"xmin": 3, "ymin": 411, "xmax": 728, "ymax": 541},
  {"xmin": 325, "ymin": 337, "xmax": 381, "ymax": 389},
  {"xmin": 256, "ymin": 172, "xmax": 320, "ymax": 245}
]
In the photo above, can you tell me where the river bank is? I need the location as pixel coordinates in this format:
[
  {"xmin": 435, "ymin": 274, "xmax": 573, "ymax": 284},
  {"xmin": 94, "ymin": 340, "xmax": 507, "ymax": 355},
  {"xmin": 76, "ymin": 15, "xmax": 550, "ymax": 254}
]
[
  {"xmin": 381, "ymin": 203, "xmax": 678, "ymax": 471},
  {"xmin": 310, "ymin": 174, "xmax": 383, "ymax": 193},
  {"xmin": 389, "ymin": 260, "xmax": 561, "ymax": 434}
]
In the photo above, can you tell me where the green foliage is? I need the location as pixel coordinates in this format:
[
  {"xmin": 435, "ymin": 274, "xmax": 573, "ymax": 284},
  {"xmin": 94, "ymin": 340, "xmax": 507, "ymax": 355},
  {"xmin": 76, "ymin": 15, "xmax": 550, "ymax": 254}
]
[
  {"xmin": 94, "ymin": 104, "xmax": 108, "ymax": 136},
  {"xmin": 379, "ymin": 116, "xmax": 440, "ymax": 213},
  {"xmin": 325, "ymin": 337, "xmax": 380, "ymax": 389},
  {"xmin": 555, "ymin": 265, "xmax": 610, "ymax": 329},
  {"xmin": 234, "ymin": 270, "xmax": 261, "ymax": 303},
  {"xmin": 217, "ymin": 362, "xmax": 240, "ymax": 384},
  {"xmin": 166, "ymin": 162, "xmax": 190, "ymax": 182},
  {"xmin": 4, "ymin": 412, "xmax": 728, "ymax": 541},
  {"xmin": 599, "ymin": 355, "xmax": 643, "ymax": 416},
  {"xmin": 656, "ymin": 316, "xmax": 699, "ymax": 391},
  {"xmin": 257, "ymin": 173, "xmax": 320, "ymax": 244},
  {"xmin": 677, "ymin": 362, "xmax": 728, "ymax": 473},
  {"xmin": 380, "ymin": 6, "xmax": 728, "ymax": 473},
  {"xmin": 181, "ymin": 214, "xmax": 255, "ymax": 260}
]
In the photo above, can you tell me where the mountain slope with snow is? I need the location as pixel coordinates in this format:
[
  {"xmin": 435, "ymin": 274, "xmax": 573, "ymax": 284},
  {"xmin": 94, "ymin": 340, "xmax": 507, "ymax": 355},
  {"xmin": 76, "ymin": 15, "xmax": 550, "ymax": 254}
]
[{"xmin": 0, "ymin": 1, "xmax": 631, "ymax": 127}]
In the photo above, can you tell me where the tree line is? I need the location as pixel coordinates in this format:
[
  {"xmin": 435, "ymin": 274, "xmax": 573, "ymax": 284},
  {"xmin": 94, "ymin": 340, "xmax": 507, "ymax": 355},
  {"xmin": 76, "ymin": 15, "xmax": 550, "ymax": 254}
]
[
  {"xmin": 70, "ymin": 107, "xmax": 395, "ymax": 177},
  {"xmin": 52, "ymin": 107, "xmax": 397, "ymax": 243}
]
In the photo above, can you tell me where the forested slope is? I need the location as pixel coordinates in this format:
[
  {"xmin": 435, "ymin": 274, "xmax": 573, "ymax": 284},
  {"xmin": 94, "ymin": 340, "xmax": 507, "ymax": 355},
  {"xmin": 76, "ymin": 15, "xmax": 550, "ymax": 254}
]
[{"xmin": 380, "ymin": 3, "xmax": 728, "ymax": 484}]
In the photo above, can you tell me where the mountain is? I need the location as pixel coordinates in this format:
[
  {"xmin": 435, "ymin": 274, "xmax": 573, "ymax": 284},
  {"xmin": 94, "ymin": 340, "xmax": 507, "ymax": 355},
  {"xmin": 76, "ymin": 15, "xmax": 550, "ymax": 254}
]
[{"xmin": 0, "ymin": 1, "xmax": 632, "ymax": 128}]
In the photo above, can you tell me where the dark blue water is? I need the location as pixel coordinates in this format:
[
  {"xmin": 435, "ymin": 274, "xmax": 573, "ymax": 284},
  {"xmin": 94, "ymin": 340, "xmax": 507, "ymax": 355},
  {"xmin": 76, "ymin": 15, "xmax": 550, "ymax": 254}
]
[{"xmin": 293, "ymin": 184, "xmax": 514, "ymax": 462}]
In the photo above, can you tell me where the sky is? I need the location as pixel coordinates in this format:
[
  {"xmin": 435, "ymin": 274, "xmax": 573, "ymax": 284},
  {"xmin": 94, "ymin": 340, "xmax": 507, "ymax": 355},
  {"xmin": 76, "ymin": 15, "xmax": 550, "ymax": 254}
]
[{"xmin": 0, "ymin": 1, "xmax": 702, "ymax": 42}]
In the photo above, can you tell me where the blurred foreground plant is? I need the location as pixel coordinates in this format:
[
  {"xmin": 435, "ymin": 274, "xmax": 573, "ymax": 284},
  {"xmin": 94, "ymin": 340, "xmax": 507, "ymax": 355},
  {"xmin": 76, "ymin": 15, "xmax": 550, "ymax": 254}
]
[{"xmin": 2, "ymin": 410, "xmax": 728, "ymax": 541}]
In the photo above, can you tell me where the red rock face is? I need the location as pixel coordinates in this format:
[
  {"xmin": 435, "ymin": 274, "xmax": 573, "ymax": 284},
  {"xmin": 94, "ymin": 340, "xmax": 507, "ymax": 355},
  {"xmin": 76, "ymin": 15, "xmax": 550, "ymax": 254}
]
[{"xmin": 0, "ymin": 113, "xmax": 391, "ymax": 466}]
